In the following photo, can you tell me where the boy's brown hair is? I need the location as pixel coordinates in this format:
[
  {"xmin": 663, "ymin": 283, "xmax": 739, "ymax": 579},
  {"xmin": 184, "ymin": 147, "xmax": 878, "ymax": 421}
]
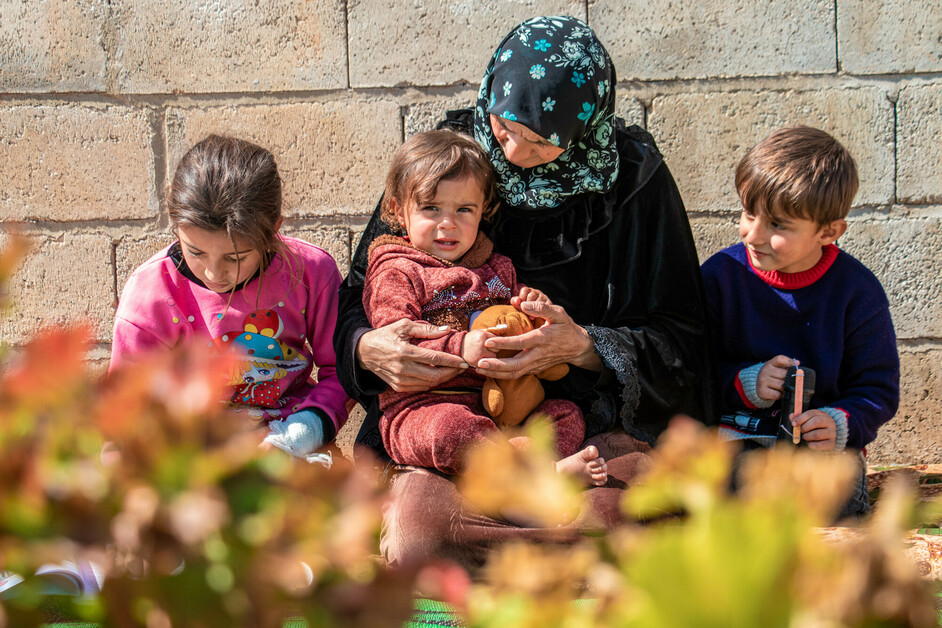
[
  {"xmin": 381, "ymin": 130, "xmax": 498, "ymax": 226},
  {"xmin": 735, "ymin": 126, "xmax": 859, "ymax": 226}
]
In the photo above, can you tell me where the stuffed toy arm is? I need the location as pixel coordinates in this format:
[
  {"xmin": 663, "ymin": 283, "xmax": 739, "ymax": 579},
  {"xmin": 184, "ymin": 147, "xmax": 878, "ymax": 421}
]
[{"xmin": 537, "ymin": 363, "xmax": 569, "ymax": 381}]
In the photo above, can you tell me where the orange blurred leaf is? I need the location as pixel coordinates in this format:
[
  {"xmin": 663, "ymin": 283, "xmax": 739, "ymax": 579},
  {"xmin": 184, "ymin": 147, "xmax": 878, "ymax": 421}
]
[
  {"xmin": 0, "ymin": 233, "xmax": 32, "ymax": 282},
  {"xmin": 0, "ymin": 325, "xmax": 91, "ymax": 412}
]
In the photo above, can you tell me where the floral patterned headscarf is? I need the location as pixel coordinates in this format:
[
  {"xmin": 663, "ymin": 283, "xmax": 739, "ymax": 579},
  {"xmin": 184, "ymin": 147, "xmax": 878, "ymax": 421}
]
[{"xmin": 473, "ymin": 16, "xmax": 619, "ymax": 210}]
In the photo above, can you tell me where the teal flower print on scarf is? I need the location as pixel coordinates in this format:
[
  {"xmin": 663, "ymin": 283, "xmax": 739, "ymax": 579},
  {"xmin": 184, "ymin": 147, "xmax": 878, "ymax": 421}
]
[{"xmin": 473, "ymin": 15, "xmax": 619, "ymax": 209}]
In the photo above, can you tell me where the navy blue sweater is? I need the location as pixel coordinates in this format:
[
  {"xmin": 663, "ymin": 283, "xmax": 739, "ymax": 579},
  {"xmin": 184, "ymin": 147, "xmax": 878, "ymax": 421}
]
[{"xmin": 701, "ymin": 243, "xmax": 899, "ymax": 450}]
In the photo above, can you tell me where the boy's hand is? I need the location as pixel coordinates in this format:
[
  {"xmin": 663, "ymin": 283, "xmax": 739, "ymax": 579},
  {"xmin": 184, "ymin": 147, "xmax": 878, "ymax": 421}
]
[
  {"xmin": 510, "ymin": 287, "xmax": 552, "ymax": 309},
  {"xmin": 462, "ymin": 329, "xmax": 498, "ymax": 367},
  {"xmin": 757, "ymin": 355, "xmax": 794, "ymax": 401},
  {"xmin": 791, "ymin": 409, "xmax": 837, "ymax": 451}
]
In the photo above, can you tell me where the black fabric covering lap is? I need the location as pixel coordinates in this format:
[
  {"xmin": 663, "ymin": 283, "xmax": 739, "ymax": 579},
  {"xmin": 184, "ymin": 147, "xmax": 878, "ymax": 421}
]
[{"xmin": 333, "ymin": 109, "xmax": 715, "ymax": 459}]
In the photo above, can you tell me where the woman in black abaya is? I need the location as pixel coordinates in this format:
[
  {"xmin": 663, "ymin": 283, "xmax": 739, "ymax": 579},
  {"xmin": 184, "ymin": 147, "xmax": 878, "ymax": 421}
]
[{"xmin": 334, "ymin": 15, "xmax": 714, "ymax": 568}]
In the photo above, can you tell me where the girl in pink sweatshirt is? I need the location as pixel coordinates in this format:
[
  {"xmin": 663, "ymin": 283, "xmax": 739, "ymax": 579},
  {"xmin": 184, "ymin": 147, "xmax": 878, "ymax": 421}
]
[{"xmin": 111, "ymin": 135, "xmax": 349, "ymax": 466}]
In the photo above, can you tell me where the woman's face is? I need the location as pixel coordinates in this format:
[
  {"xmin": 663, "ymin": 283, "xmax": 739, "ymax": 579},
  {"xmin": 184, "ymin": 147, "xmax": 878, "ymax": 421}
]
[{"xmin": 489, "ymin": 114, "xmax": 565, "ymax": 168}]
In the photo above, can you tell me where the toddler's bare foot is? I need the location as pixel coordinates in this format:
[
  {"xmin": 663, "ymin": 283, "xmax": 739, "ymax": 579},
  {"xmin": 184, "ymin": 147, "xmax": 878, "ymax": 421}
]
[{"xmin": 556, "ymin": 445, "xmax": 608, "ymax": 487}]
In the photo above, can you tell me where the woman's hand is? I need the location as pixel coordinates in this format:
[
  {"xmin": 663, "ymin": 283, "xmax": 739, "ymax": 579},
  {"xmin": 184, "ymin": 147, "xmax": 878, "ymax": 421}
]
[
  {"xmin": 356, "ymin": 320, "xmax": 467, "ymax": 392},
  {"xmin": 475, "ymin": 300, "xmax": 602, "ymax": 378}
]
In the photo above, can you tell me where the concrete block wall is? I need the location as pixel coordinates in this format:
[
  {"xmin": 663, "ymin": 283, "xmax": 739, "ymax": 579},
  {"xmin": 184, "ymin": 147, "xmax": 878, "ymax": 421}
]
[{"xmin": 1, "ymin": 0, "xmax": 939, "ymax": 463}]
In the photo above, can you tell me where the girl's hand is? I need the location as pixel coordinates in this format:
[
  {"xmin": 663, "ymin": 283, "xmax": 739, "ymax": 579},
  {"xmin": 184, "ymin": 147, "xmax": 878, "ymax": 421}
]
[
  {"xmin": 510, "ymin": 286, "xmax": 552, "ymax": 309},
  {"xmin": 461, "ymin": 329, "xmax": 498, "ymax": 368},
  {"xmin": 356, "ymin": 320, "xmax": 466, "ymax": 392},
  {"xmin": 475, "ymin": 300, "xmax": 601, "ymax": 378},
  {"xmin": 791, "ymin": 409, "xmax": 837, "ymax": 451},
  {"xmin": 757, "ymin": 355, "xmax": 793, "ymax": 401}
]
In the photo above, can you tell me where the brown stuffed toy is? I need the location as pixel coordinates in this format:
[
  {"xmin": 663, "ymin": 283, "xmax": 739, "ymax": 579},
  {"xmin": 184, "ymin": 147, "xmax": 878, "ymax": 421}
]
[{"xmin": 469, "ymin": 304, "xmax": 570, "ymax": 429}]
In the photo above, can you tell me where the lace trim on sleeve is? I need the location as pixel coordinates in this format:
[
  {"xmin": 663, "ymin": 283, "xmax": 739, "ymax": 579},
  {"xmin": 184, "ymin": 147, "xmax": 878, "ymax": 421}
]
[{"xmin": 586, "ymin": 325, "xmax": 641, "ymax": 426}]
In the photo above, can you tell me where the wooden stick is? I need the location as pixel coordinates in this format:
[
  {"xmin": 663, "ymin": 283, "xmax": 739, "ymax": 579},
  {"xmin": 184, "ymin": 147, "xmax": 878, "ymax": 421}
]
[{"xmin": 793, "ymin": 360, "xmax": 804, "ymax": 444}]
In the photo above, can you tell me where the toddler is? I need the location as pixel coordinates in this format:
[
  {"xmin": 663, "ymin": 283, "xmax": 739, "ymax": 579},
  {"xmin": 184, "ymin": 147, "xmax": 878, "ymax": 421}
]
[
  {"xmin": 111, "ymin": 135, "xmax": 349, "ymax": 466},
  {"xmin": 362, "ymin": 130, "xmax": 607, "ymax": 485}
]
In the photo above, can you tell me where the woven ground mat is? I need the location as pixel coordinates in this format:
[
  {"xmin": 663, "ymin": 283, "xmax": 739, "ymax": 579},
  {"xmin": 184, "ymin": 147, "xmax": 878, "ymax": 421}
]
[{"xmin": 867, "ymin": 464, "xmax": 942, "ymax": 502}]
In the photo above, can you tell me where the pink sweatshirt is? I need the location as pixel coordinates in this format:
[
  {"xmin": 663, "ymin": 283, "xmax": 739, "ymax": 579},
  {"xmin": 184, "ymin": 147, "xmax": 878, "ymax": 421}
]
[{"xmin": 111, "ymin": 236, "xmax": 349, "ymax": 434}]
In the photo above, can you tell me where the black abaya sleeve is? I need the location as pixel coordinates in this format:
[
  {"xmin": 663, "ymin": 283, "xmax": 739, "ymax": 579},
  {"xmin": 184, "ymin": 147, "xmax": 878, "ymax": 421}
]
[
  {"xmin": 333, "ymin": 200, "xmax": 394, "ymax": 405},
  {"xmin": 584, "ymin": 159, "xmax": 716, "ymax": 443}
]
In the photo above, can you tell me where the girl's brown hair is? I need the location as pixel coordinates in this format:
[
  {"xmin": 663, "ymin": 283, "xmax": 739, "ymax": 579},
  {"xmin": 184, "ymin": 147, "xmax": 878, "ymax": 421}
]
[
  {"xmin": 169, "ymin": 134, "xmax": 285, "ymax": 266},
  {"xmin": 381, "ymin": 130, "xmax": 499, "ymax": 227},
  {"xmin": 735, "ymin": 126, "xmax": 859, "ymax": 227}
]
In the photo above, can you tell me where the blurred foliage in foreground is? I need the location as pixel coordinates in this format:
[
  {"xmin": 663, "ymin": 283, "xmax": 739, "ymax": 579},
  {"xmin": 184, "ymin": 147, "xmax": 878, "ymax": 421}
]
[
  {"xmin": 459, "ymin": 418, "xmax": 942, "ymax": 628},
  {"xmin": 0, "ymin": 236, "xmax": 940, "ymax": 627},
  {"xmin": 0, "ymin": 237, "xmax": 433, "ymax": 627},
  {"xmin": 0, "ymin": 321, "xmax": 438, "ymax": 627}
]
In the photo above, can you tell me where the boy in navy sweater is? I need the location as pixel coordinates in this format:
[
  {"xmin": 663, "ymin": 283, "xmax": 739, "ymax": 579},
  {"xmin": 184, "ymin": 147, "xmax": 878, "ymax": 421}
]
[{"xmin": 701, "ymin": 127, "xmax": 899, "ymax": 502}]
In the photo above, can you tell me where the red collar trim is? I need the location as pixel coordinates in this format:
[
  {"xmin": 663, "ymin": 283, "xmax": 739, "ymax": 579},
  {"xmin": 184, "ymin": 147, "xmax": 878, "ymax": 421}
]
[{"xmin": 747, "ymin": 244, "xmax": 839, "ymax": 289}]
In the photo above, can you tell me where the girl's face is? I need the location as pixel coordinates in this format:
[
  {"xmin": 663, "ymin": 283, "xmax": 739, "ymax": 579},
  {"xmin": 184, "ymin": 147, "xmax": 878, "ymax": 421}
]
[
  {"xmin": 490, "ymin": 114, "xmax": 565, "ymax": 168},
  {"xmin": 393, "ymin": 174, "xmax": 486, "ymax": 262},
  {"xmin": 177, "ymin": 224, "xmax": 264, "ymax": 293}
]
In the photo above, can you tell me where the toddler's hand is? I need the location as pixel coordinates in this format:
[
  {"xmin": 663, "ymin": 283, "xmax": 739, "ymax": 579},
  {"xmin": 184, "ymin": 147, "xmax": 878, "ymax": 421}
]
[
  {"xmin": 791, "ymin": 409, "xmax": 837, "ymax": 451},
  {"xmin": 462, "ymin": 329, "xmax": 498, "ymax": 367},
  {"xmin": 511, "ymin": 287, "xmax": 552, "ymax": 327},
  {"xmin": 510, "ymin": 286, "xmax": 552, "ymax": 309},
  {"xmin": 757, "ymin": 355, "xmax": 793, "ymax": 401}
]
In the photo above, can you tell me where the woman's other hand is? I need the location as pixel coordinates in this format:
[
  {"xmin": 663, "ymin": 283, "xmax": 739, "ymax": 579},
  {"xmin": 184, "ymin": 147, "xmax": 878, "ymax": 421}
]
[
  {"xmin": 356, "ymin": 320, "xmax": 467, "ymax": 392},
  {"xmin": 476, "ymin": 300, "xmax": 602, "ymax": 378}
]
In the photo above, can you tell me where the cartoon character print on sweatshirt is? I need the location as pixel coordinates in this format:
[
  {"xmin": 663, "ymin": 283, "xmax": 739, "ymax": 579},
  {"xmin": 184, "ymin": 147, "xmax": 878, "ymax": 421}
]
[{"xmin": 212, "ymin": 309, "xmax": 308, "ymax": 409}]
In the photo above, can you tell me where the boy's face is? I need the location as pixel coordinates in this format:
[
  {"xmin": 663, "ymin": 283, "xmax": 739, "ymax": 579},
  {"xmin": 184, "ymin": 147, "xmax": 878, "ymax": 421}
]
[
  {"xmin": 393, "ymin": 174, "xmax": 485, "ymax": 262},
  {"xmin": 739, "ymin": 206, "xmax": 846, "ymax": 274}
]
